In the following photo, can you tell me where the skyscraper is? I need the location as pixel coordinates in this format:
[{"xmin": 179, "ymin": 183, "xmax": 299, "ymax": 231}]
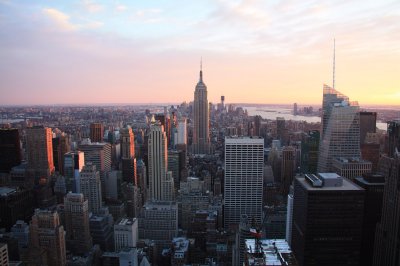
[
  {"xmin": 148, "ymin": 121, "xmax": 174, "ymax": 201},
  {"xmin": 26, "ymin": 126, "xmax": 55, "ymax": 179},
  {"xmin": 177, "ymin": 118, "xmax": 187, "ymax": 145},
  {"xmin": 64, "ymin": 151, "xmax": 85, "ymax": 193},
  {"xmin": 373, "ymin": 120, "xmax": 400, "ymax": 266},
  {"xmin": 78, "ymin": 141, "xmax": 111, "ymax": 197},
  {"xmin": 360, "ymin": 111, "xmax": 377, "ymax": 144},
  {"xmin": 120, "ymin": 126, "xmax": 137, "ymax": 184},
  {"xmin": 281, "ymin": 146, "xmax": 296, "ymax": 195},
  {"xmin": 292, "ymin": 173, "xmax": 364, "ymax": 266},
  {"xmin": 193, "ymin": 64, "xmax": 210, "ymax": 154},
  {"xmin": 80, "ymin": 163, "xmax": 102, "ymax": 213},
  {"xmin": 114, "ymin": 218, "xmax": 138, "ymax": 251},
  {"xmin": 300, "ymin": 130, "xmax": 319, "ymax": 174},
  {"xmin": 276, "ymin": 117, "xmax": 287, "ymax": 145},
  {"xmin": 317, "ymin": 85, "xmax": 361, "ymax": 172},
  {"xmin": 90, "ymin": 122, "xmax": 104, "ymax": 143},
  {"xmin": 64, "ymin": 192, "xmax": 92, "ymax": 254},
  {"xmin": 29, "ymin": 209, "xmax": 66, "ymax": 266},
  {"xmin": 224, "ymin": 136, "xmax": 264, "ymax": 228},
  {"xmin": 354, "ymin": 173, "xmax": 384, "ymax": 266},
  {"xmin": 0, "ymin": 128, "xmax": 21, "ymax": 173},
  {"xmin": 387, "ymin": 120, "xmax": 400, "ymax": 157},
  {"xmin": 52, "ymin": 132, "xmax": 70, "ymax": 175}
]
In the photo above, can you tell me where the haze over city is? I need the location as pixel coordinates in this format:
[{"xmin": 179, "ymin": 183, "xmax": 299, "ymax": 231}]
[{"xmin": 1, "ymin": 0, "xmax": 399, "ymax": 106}]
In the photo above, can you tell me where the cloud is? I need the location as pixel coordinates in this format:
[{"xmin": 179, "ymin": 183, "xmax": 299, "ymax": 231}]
[
  {"xmin": 115, "ymin": 5, "xmax": 127, "ymax": 12},
  {"xmin": 43, "ymin": 8, "xmax": 76, "ymax": 31},
  {"xmin": 42, "ymin": 7, "xmax": 103, "ymax": 31},
  {"xmin": 81, "ymin": 0, "xmax": 103, "ymax": 13},
  {"xmin": 134, "ymin": 8, "xmax": 162, "ymax": 17},
  {"xmin": 129, "ymin": 8, "xmax": 164, "ymax": 24}
]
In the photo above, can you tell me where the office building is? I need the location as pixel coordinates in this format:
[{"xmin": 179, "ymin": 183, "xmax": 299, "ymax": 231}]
[
  {"xmin": 120, "ymin": 126, "xmax": 135, "ymax": 159},
  {"xmin": 168, "ymin": 150, "xmax": 181, "ymax": 192},
  {"xmin": 138, "ymin": 201, "xmax": 178, "ymax": 248},
  {"xmin": 64, "ymin": 193, "xmax": 93, "ymax": 254},
  {"xmin": 148, "ymin": 122, "xmax": 174, "ymax": 201},
  {"xmin": 281, "ymin": 146, "xmax": 296, "ymax": 195},
  {"xmin": 89, "ymin": 208, "xmax": 114, "ymax": 252},
  {"xmin": 11, "ymin": 220, "xmax": 30, "ymax": 249},
  {"xmin": 136, "ymin": 159, "xmax": 148, "ymax": 203},
  {"xmin": 0, "ymin": 128, "xmax": 21, "ymax": 173},
  {"xmin": 360, "ymin": 111, "xmax": 377, "ymax": 144},
  {"xmin": 64, "ymin": 151, "xmax": 85, "ymax": 193},
  {"xmin": 29, "ymin": 209, "xmax": 66, "ymax": 266},
  {"xmin": 80, "ymin": 163, "xmax": 102, "ymax": 213},
  {"xmin": 361, "ymin": 142, "xmax": 380, "ymax": 172},
  {"xmin": 0, "ymin": 187, "xmax": 34, "ymax": 230},
  {"xmin": 224, "ymin": 137, "xmax": 264, "ymax": 228},
  {"xmin": 332, "ymin": 157, "xmax": 372, "ymax": 180},
  {"xmin": 353, "ymin": 173, "xmax": 385, "ymax": 266},
  {"xmin": 90, "ymin": 123, "xmax": 104, "ymax": 142},
  {"xmin": 193, "ymin": 65, "xmax": 210, "ymax": 154},
  {"xmin": 114, "ymin": 218, "xmax": 138, "ymax": 251},
  {"xmin": 79, "ymin": 141, "xmax": 111, "ymax": 196},
  {"xmin": 52, "ymin": 133, "xmax": 70, "ymax": 175},
  {"xmin": 318, "ymin": 85, "xmax": 361, "ymax": 172},
  {"xmin": 373, "ymin": 120, "xmax": 400, "ymax": 266},
  {"xmin": 171, "ymin": 237, "xmax": 190, "ymax": 266},
  {"xmin": 286, "ymin": 191, "xmax": 294, "ymax": 245},
  {"xmin": 292, "ymin": 173, "xmax": 364, "ymax": 266},
  {"xmin": 264, "ymin": 205, "xmax": 287, "ymax": 239},
  {"xmin": 26, "ymin": 126, "xmax": 55, "ymax": 179},
  {"xmin": 177, "ymin": 118, "xmax": 187, "ymax": 145},
  {"xmin": 276, "ymin": 117, "xmax": 286, "ymax": 143},
  {"xmin": 300, "ymin": 130, "xmax": 319, "ymax": 174},
  {"xmin": 387, "ymin": 120, "xmax": 400, "ymax": 157},
  {"xmin": 120, "ymin": 126, "xmax": 137, "ymax": 184},
  {"xmin": 0, "ymin": 243, "xmax": 8, "ymax": 266}
]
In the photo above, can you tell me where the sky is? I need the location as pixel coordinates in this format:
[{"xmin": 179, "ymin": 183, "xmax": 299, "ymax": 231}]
[{"xmin": 0, "ymin": 0, "xmax": 399, "ymax": 106}]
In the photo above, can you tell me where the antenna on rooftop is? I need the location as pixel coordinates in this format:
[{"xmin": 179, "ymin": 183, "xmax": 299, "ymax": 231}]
[{"xmin": 333, "ymin": 38, "xmax": 336, "ymax": 89}]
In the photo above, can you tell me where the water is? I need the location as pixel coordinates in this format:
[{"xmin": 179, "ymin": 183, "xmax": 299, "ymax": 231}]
[
  {"xmin": 244, "ymin": 106, "xmax": 321, "ymax": 123},
  {"xmin": 244, "ymin": 106, "xmax": 387, "ymax": 131}
]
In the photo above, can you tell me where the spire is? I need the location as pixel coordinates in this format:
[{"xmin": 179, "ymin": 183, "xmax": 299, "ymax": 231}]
[
  {"xmin": 333, "ymin": 38, "xmax": 336, "ymax": 89},
  {"xmin": 199, "ymin": 57, "xmax": 203, "ymax": 82}
]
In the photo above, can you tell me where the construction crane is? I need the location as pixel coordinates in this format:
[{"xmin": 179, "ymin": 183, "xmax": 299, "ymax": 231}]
[{"xmin": 249, "ymin": 205, "xmax": 271, "ymax": 255}]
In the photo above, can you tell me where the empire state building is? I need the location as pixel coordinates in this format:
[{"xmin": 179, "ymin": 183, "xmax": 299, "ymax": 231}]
[{"xmin": 193, "ymin": 65, "xmax": 210, "ymax": 154}]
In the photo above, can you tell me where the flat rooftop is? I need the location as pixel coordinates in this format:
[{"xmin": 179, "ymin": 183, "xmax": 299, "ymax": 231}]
[
  {"xmin": 117, "ymin": 218, "xmax": 137, "ymax": 226},
  {"xmin": 297, "ymin": 175, "xmax": 363, "ymax": 191},
  {"xmin": 245, "ymin": 238, "xmax": 297, "ymax": 266},
  {"xmin": 225, "ymin": 136, "xmax": 264, "ymax": 144},
  {"xmin": 334, "ymin": 157, "xmax": 371, "ymax": 164},
  {"xmin": 0, "ymin": 187, "xmax": 16, "ymax": 197}
]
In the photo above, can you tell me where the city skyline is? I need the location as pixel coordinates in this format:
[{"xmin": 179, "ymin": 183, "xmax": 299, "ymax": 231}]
[{"xmin": 1, "ymin": 0, "xmax": 399, "ymax": 106}]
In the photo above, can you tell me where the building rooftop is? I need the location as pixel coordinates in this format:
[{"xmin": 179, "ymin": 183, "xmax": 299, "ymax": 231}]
[
  {"xmin": 245, "ymin": 238, "xmax": 298, "ymax": 266},
  {"xmin": 0, "ymin": 187, "xmax": 16, "ymax": 197},
  {"xmin": 116, "ymin": 218, "xmax": 137, "ymax": 226},
  {"xmin": 172, "ymin": 237, "xmax": 189, "ymax": 257},
  {"xmin": 298, "ymin": 173, "xmax": 363, "ymax": 191},
  {"xmin": 334, "ymin": 157, "xmax": 371, "ymax": 164},
  {"xmin": 143, "ymin": 201, "xmax": 177, "ymax": 210},
  {"xmin": 225, "ymin": 136, "xmax": 264, "ymax": 142},
  {"xmin": 354, "ymin": 173, "xmax": 385, "ymax": 186}
]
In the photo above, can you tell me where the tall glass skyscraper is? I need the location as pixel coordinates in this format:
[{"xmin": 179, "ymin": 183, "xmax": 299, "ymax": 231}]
[{"xmin": 317, "ymin": 85, "xmax": 361, "ymax": 172}]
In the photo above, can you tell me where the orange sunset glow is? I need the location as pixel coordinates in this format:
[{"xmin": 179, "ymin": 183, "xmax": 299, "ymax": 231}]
[{"xmin": 0, "ymin": 0, "xmax": 399, "ymax": 106}]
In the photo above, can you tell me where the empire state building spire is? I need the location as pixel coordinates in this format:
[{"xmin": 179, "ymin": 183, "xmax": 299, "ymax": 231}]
[
  {"xmin": 199, "ymin": 58, "xmax": 204, "ymax": 83},
  {"xmin": 193, "ymin": 60, "xmax": 210, "ymax": 154}
]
